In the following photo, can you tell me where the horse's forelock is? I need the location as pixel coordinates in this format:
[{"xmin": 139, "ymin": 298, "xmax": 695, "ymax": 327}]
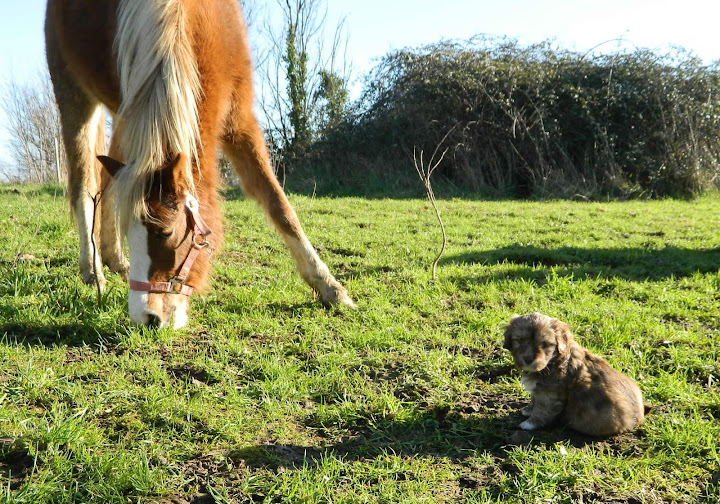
[
  {"xmin": 111, "ymin": 161, "xmax": 149, "ymax": 233},
  {"xmin": 113, "ymin": 0, "xmax": 200, "ymax": 231}
]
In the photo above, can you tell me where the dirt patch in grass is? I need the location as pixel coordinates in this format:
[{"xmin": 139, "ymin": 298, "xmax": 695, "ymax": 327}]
[
  {"xmin": 458, "ymin": 390, "xmax": 525, "ymax": 416},
  {"xmin": 167, "ymin": 364, "xmax": 221, "ymax": 386},
  {"xmin": 170, "ymin": 451, "xmax": 249, "ymax": 504},
  {"xmin": 230, "ymin": 442, "xmax": 322, "ymax": 470},
  {"xmin": 0, "ymin": 440, "xmax": 36, "ymax": 491}
]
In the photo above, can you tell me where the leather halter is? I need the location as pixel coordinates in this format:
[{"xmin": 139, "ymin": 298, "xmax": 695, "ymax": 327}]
[{"xmin": 129, "ymin": 195, "xmax": 212, "ymax": 296}]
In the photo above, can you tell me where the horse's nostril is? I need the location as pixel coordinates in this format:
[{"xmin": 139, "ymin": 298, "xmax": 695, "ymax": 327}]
[{"xmin": 146, "ymin": 313, "xmax": 162, "ymax": 327}]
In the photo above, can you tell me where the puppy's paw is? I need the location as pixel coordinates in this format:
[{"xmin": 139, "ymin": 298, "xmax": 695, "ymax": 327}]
[
  {"xmin": 521, "ymin": 406, "xmax": 533, "ymax": 417},
  {"xmin": 519, "ymin": 419, "xmax": 537, "ymax": 431}
]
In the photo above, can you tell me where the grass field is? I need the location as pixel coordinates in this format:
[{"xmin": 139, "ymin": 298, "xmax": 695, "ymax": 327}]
[{"xmin": 0, "ymin": 185, "xmax": 719, "ymax": 503}]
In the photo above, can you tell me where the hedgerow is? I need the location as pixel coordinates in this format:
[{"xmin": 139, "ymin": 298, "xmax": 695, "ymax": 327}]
[{"xmin": 290, "ymin": 37, "xmax": 720, "ymax": 198}]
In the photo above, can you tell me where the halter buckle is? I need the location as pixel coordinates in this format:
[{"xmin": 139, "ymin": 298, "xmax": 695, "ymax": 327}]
[
  {"xmin": 169, "ymin": 277, "xmax": 185, "ymax": 293},
  {"xmin": 185, "ymin": 195, "xmax": 200, "ymax": 213}
]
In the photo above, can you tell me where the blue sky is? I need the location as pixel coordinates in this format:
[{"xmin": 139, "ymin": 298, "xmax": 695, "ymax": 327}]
[{"xmin": 2, "ymin": 0, "xmax": 720, "ymax": 169}]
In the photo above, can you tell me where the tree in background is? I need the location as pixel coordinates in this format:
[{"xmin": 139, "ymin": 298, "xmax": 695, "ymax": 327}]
[
  {"xmin": 317, "ymin": 68, "xmax": 349, "ymax": 132},
  {"xmin": 0, "ymin": 1, "xmax": 343, "ymax": 186},
  {"xmin": 1, "ymin": 71, "xmax": 66, "ymax": 183},
  {"xmin": 256, "ymin": 0, "xmax": 350, "ymax": 168}
]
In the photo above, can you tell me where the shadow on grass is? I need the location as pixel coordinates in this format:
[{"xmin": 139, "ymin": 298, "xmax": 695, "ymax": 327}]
[
  {"xmin": 235, "ymin": 404, "xmax": 520, "ymax": 466},
  {"xmin": 0, "ymin": 322, "xmax": 117, "ymax": 349},
  {"xmin": 443, "ymin": 244, "xmax": 720, "ymax": 283},
  {"xmin": 225, "ymin": 405, "xmax": 650, "ymax": 504},
  {"xmin": 232, "ymin": 395, "xmax": 643, "ymax": 468},
  {"xmin": 176, "ymin": 357, "xmax": 652, "ymax": 502},
  {"xmin": 218, "ymin": 300, "xmax": 322, "ymax": 320},
  {"xmin": 0, "ymin": 439, "xmax": 36, "ymax": 492}
]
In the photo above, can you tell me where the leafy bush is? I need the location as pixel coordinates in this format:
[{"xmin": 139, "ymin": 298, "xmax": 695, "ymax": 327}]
[{"xmin": 289, "ymin": 37, "xmax": 720, "ymax": 198}]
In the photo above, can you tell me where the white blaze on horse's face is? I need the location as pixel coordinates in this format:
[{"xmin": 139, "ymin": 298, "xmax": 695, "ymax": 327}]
[
  {"xmin": 127, "ymin": 220, "xmax": 152, "ymax": 325},
  {"xmin": 127, "ymin": 216, "xmax": 190, "ymax": 330}
]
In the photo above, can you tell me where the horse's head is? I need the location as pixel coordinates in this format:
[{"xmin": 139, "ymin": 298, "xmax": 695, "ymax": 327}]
[{"xmin": 99, "ymin": 153, "xmax": 216, "ymax": 329}]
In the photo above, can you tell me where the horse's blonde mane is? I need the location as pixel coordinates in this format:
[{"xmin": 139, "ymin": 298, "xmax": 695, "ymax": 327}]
[{"xmin": 113, "ymin": 0, "xmax": 201, "ymax": 230}]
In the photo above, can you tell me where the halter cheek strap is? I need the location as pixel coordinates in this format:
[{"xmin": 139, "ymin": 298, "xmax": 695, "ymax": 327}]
[{"xmin": 129, "ymin": 195, "xmax": 212, "ymax": 296}]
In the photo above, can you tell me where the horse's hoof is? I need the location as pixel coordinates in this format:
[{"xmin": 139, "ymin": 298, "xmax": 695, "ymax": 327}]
[
  {"xmin": 319, "ymin": 281, "xmax": 356, "ymax": 309},
  {"xmin": 108, "ymin": 260, "xmax": 129, "ymax": 280},
  {"xmin": 83, "ymin": 271, "xmax": 107, "ymax": 292},
  {"xmin": 336, "ymin": 292, "xmax": 357, "ymax": 309}
]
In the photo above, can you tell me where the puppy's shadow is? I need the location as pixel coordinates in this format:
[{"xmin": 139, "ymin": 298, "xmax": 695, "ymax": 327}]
[
  {"xmin": 233, "ymin": 398, "xmax": 525, "ymax": 472},
  {"xmin": 508, "ymin": 424, "xmax": 649, "ymax": 456}
]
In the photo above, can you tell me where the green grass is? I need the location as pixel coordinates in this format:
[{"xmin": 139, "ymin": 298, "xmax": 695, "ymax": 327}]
[{"xmin": 0, "ymin": 184, "xmax": 719, "ymax": 503}]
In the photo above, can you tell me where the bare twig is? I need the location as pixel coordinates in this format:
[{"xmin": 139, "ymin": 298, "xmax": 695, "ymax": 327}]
[
  {"xmin": 90, "ymin": 190, "xmax": 103, "ymax": 306},
  {"xmin": 412, "ymin": 125, "xmax": 460, "ymax": 280},
  {"xmin": 413, "ymin": 146, "xmax": 448, "ymax": 281}
]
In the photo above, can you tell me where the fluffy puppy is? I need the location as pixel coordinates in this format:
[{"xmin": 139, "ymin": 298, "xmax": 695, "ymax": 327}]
[{"xmin": 503, "ymin": 313, "xmax": 650, "ymax": 437}]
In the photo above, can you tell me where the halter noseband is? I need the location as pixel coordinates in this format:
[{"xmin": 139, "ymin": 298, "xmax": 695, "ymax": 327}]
[{"xmin": 129, "ymin": 195, "xmax": 212, "ymax": 296}]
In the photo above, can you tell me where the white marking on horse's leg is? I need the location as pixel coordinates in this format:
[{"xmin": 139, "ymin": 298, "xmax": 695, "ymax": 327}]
[
  {"xmin": 76, "ymin": 193, "xmax": 106, "ymax": 290},
  {"xmin": 283, "ymin": 234, "xmax": 356, "ymax": 308},
  {"xmin": 99, "ymin": 180, "xmax": 129, "ymax": 278},
  {"xmin": 127, "ymin": 220, "xmax": 151, "ymax": 325},
  {"xmin": 72, "ymin": 105, "xmax": 106, "ymax": 290}
]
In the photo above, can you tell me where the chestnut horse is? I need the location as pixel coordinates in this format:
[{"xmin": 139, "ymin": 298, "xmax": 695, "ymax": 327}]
[{"xmin": 45, "ymin": 0, "xmax": 354, "ymax": 328}]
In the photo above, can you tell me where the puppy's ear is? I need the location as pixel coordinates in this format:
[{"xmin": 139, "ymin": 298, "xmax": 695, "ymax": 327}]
[
  {"xmin": 552, "ymin": 320, "xmax": 574, "ymax": 354},
  {"xmin": 502, "ymin": 326, "xmax": 514, "ymax": 350},
  {"xmin": 503, "ymin": 315, "xmax": 521, "ymax": 350}
]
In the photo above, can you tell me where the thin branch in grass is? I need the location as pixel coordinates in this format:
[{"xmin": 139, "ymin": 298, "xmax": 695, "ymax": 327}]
[
  {"xmin": 12, "ymin": 222, "xmax": 42, "ymax": 269},
  {"xmin": 413, "ymin": 146, "xmax": 448, "ymax": 282},
  {"xmin": 90, "ymin": 190, "xmax": 104, "ymax": 306},
  {"xmin": 412, "ymin": 124, "xmax": 459, "ymax": 281}
]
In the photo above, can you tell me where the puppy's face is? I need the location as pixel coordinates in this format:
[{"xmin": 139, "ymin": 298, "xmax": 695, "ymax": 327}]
[{"xmin": 503, "ymin": 313, "xmax": 572, "ymax": 372}]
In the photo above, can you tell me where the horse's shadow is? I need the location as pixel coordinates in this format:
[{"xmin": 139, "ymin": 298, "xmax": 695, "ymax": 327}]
[{"xmin": 442, "ymin": 244, "xmax": 720, "ymax": 284}]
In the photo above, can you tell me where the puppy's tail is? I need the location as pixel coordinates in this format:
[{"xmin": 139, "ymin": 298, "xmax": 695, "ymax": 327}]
[{"xmin": 643, "ymin": 404, "xmax": 653, "ymax": 417}]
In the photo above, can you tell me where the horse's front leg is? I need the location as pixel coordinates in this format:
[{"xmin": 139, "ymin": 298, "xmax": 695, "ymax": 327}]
[{"xmin": 222, "ymin": 123, "xmax": 355, "ymax": 308}]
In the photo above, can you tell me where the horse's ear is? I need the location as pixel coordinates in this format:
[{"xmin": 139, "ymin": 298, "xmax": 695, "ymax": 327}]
[
  {"xmin": 164, "ymin": 153, "xmax": 188, "ymax": 192},
  {"xmin": 166, "ymin": 153, "xmax": 183, "ymax": 169},
  {"xmin": 97, "ymin": 155, "xmax": 126, "ymax": 178}
]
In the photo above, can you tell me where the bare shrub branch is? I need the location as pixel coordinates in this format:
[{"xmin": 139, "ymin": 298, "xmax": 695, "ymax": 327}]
[
  {"xmin": 1, "ymin": 70, "xmax": 66, "ymax": 184},
  {"xmin": 413, "ymin": 126, "xmax": 458, "ymax": 281}
]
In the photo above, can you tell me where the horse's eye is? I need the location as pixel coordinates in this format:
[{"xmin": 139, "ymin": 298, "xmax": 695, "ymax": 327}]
[{"xmin": 155, "ymin": 229, "xmax": 173, "ymax": 240}]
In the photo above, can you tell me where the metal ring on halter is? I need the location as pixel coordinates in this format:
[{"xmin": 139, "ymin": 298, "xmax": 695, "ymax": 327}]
[{"xmin": 193, "ymin": 234, "xmax": 210, "ymax": 249}]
